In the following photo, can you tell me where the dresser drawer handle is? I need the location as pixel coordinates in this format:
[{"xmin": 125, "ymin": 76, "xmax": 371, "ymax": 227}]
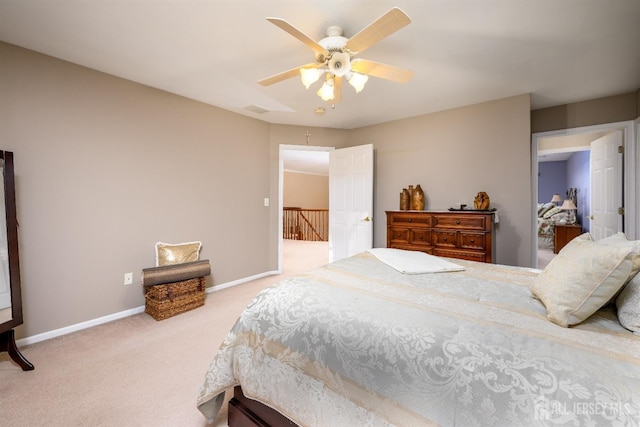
[
  {"xmin": 470, "ymin": 239, "xmax": 475, "ymax": 243},
  {"xmin": 408, "ymin": 219, "xmax": 412, "ymax": 223},
  {"xmin": 419, "ymin": 236, "xmax": 423, "ymax": 240},
  {"xmin": 456, "ymin": 220, "xmax": 460, "ymax": 224},
  {"xmin": 443, "ymin": 237, "xmax": 448, "ymax": 241}
]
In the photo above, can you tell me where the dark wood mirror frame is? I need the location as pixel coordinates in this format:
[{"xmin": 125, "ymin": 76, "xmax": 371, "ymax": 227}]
[{"xmin": 0, "ymin": 151, "xmax": 34, "ymax": 370}]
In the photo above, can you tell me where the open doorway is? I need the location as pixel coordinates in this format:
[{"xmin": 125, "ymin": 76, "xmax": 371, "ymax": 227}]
[
  {"xmin": 536, "ymin": 134, "xmax": 594, "ymax": 268},
  {"xmin": 531, "ymin": 120, "xmax": 637, "ymax": 268},
  {"xmin": 278, "ymin": 145, "xmax": 331, "ymax": 273}
]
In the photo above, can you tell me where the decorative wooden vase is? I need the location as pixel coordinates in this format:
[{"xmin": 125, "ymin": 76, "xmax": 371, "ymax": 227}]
[
  {"xmin": 399, "ymin": 184, "xmax": 425, "ymax": 210},
  {"xmin": 412, "ymin": 184, "xmax": 425, "ymax": 210},
  {"xmin": 400, "ymin": 189, "xmax": 410, "ymax": 210}
]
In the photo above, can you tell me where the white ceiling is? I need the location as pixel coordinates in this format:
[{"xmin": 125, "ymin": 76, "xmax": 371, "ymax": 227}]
[
  {"xmin": 537, "ymin": 131, "xmax": 611, "ymax": 162},
  {"xmin": 1, "ymin": 0, "xmax": 639, "ymax": 130},
  {"xmin": 283, "ymin": 149, "xmax": 330, "ymax": 175}
]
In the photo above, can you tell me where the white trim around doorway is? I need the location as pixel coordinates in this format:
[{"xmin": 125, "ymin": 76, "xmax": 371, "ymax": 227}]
[
  {"xmin": 278, "ymin": 144, "xmax": 334, "ymax": 273},
  {"xmin": 531, "ymin": 120, "xmax": 637, "ymax": 267}
]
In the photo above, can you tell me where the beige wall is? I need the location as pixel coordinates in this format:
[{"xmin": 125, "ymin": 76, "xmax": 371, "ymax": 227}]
[
  {"xmin": 283, "ymin": 172, "xmax": 329, "ymax": 209},
  {"xmin": 1, "ymin": 42, "xmax": 273, "ymax": 337},
  {"xmin": 1, "ymin": 42, "xmax": 532, "ymax": 339},
  {"xmin": 350, "ymin": 94, "xmax": 533, "ymax": 267},
  {"xmin": 531, "ymin": 92, "xmax": 639, "ymax": 133}
]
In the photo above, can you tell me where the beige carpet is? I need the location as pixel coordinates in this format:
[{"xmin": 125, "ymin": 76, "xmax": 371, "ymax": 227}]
[
  {"xmin": 537, "ymin": 237, "xmax": 556, "ymax": 269},
  {"xmin": 0, "ymin": 240, "xmax": 328, "ymax": 427}
]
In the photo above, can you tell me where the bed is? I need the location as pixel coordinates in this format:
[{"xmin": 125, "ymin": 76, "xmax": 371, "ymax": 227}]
[
  {"xmin": 197, "ymin": 238, "xmax": 640, "ymax": 426},
  {"xmin": 537, "ymin": 202, "xmax": 570, "ymax": 244}
]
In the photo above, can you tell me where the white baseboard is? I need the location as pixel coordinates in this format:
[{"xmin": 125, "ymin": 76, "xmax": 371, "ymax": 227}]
[
  {"xmin": 16, "ymin": 270, "xmax": 280, "ymax": 347},
  {"xmin": 205, "ymin": 270, "xmax": 279, "ymax": 293},
  {"xmin": 16, "ymin": 306, "xmax": 146, "ymax": 347}
]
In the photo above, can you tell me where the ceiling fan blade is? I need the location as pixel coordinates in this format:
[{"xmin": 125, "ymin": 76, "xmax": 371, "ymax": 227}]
[
  {"xmin": 351, "ymin": 59, "xmax": 414, "ymax": 84},
  {"xmin": 258, "ymin": 63, "xmax": 319, "ymax": 86},
  {"xmin": 267, "ymin": 18, "xmax": 330, "ymax": 59},
  {"xmin": 344, "ymin": 7, "xmax": 411, "ymax": 54},
  {"xmin": 333, "ymin": 76, "xmax": 342, "ymax": 103}
]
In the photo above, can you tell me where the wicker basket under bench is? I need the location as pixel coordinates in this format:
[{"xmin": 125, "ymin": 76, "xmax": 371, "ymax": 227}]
[
  {"xmin": 142, "ymin": 260, "xmax": 211, "ymax": 321},
  {"xmin": 144, "ymin": 277, "xmax": 206, "ymax": 320}
]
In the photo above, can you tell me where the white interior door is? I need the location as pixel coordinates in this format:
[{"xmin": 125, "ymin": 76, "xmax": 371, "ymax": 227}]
[
  {"xmin": 329, "ymin": 144, "xmax": 373, "ymax": 262},
  {"xmin": 590, "ymin": 131, "xmax": 623, "ymax": 240}
]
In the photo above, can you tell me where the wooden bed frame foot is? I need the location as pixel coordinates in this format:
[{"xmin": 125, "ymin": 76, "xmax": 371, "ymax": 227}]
[{"xmin": 228, "ymin": 386, "xmax": 298, "ymax": 427}]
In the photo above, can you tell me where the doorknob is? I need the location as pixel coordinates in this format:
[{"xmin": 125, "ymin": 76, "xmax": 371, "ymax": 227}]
[
  {"xmin": 590, "ymin": 215, "xmax": 594, "ymax": 220},
  {"xmin": 363, "ymin": 216, "xmax": 372, "ymax": 222}
]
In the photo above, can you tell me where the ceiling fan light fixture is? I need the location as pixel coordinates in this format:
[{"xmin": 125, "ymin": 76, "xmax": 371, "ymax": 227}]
[
  {"xmin": 348, "ymin": 72, "xmax": 369, "ymax": 93},
  {"xmin": 261, "ymin": 8, "xmax": 413, "ymax": 103},
  {"xmin": 328, "ymin": 51, "xmax": 351, "ymax": 77},
  {"xmin": 300, "ymin": 67, "xmax": 323, "ymax": 89},
  {"xmin": 317, "ymin": 77, "xmax": 335, "ymax": 101}
]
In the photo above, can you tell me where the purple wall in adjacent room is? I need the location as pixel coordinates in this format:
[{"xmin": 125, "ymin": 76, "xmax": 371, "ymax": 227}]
[
  {"xmin": 538, "ymin": 150, "xmax": 591, "ymax": 232},
  {"xmin": 538, "ymin": 161, "xmax": 567, "ymax": 204},
  {"xmin": 567, "ymin": 150, "xmax": 591, "ymax": 232}
]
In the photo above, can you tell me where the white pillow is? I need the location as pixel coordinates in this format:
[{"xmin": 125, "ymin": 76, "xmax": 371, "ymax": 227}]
[
  {"xmin": 538, "ymin": 202, "xmax": 555, "ymax": 217},
  {"xmin": 616, "ymin": 273, "xmax": 640, "ymax": 334},
  {"xmin": 531, "ymin": 234, "xmax": 632, "ymax": 327},
  {"xmin": 155, "ymin": 241, "xmax": 202, "ymax": 266},
  {"xmin": 597, "ymin": 232, "xmax": 640, "ymax": 282},
  {"xmin": 542, "ymin": 206, "xmax": 563, "ymax": 219}
]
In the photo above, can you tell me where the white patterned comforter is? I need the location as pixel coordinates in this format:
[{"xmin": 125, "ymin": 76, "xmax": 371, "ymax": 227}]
[{"xmin": 197, "ymin": 251, "xmax": 640, "ymax": 426}]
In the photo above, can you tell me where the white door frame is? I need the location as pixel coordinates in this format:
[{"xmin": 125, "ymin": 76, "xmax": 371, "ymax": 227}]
[
  {"xmin": 278, "ymin": 144, "xmax": 334, "ymax": 273},
  {"xmin": 531, "ymin": 120, "xmax": 636, "ymax": 267}
]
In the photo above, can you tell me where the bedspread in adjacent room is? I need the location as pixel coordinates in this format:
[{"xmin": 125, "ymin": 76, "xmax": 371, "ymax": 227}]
[
  {"xmin": 537, "ymin": 203, "xmax": 570, "ymax": 242},
  {"xmin": 197, "ymin": 251, "xmax": 640, "ymax": 426}
]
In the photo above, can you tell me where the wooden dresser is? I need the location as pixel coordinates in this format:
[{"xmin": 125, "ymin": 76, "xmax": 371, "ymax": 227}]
[
  {"xmin": 386, "ymin": 210, "xmax": 496, "ymax": 263},
  {"xmin": 553, "ymin": 224, "xmax": 582, "ymax": 254}
]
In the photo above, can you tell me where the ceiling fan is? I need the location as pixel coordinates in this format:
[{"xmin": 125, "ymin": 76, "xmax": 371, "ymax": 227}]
[{"xmin": 258, "ymin": 7, "xmax": 414, "ymax": 103}]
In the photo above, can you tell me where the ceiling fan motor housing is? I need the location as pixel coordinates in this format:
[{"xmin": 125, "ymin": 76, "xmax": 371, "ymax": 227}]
[
  {"xmin": 321, "ymin": 26, "xmax": 348, "ymax": 50},
  {"xmin": 317, "ymin": 26, "xmax": 350, "ymax": 65}
]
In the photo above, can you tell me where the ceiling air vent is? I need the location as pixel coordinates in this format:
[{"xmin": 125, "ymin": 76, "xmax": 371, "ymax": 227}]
[{"xmin": 244, "ymin": 105, "xmax": 270, "ymax": 114}]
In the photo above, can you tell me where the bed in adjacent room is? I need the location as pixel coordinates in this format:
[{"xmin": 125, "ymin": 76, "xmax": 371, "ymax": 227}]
[
  {"xmin": 197, "ymin": 235, "xmax": 640, "ymax": 426},
  {"xmin": 537, "ymin": 202, "xmax": 570, "ymax": 245}
]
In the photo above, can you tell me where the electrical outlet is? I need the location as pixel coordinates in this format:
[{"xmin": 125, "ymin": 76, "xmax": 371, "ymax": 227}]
[
  {"xmin": 124, "ymin": 272, "xmax": 133, "ymax": 286},
  {"xmin": 264, "ymin": 197, "xmax": 270, "ymax": 207}
]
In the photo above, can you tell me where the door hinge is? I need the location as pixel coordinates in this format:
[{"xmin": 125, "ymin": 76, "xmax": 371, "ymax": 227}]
[
  {"xmin": 618, "ymin": 145, "xmax": 624, "ymax": 154},
  {"xmin": 618, "ymin": 207, "xmax": 625, "ymax": 215}
]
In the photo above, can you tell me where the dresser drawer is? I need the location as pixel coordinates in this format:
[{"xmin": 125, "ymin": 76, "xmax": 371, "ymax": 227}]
[
  {"xmin": 434, "ymin": 248, "xmax": 487, "ymax": 263},
  {"xmin": 390, "ymin": 243, "xmax": 434, "ymax": 255},
  {"xmin": 409, "ymin": 229, "xmax": 432, "ymax": 247},
  {"xmin": 432, "ymin": 215, "xmax": 488, "ymax": 230},
  {"xmin": 459, "ymin": 232, "xmax": 486, "ymax": 251},
  {"xmin": 433, "ymin": 230, "xmax": 457, "ymax": 248},
  {"xmin": 388, "ymin": 212, "xmax": 432, "ymax": 227},
  {"xmin": 389, "ymin": 228, "xmax": 409, "ymax": 245}
]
